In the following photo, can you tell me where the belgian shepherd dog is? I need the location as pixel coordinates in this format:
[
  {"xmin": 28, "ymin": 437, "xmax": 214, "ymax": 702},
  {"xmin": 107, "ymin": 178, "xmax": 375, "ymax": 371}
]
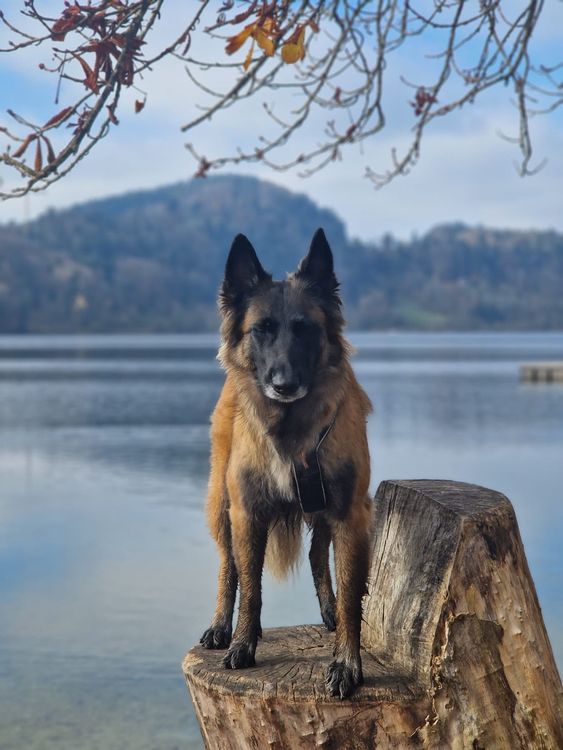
[{"xmin": 200, "ymin": 228, "xmax": 373, "ymax": 698}]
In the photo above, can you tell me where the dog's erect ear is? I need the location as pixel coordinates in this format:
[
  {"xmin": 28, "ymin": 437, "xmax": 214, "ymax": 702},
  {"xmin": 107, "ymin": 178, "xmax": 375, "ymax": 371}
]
[
  {"xmin": 221, "ymin": 234, "xmax": 270, "ymax": 308},
  {"xmin": 296, "ymin": 228, "xmax": 339, "ymax": 296}
]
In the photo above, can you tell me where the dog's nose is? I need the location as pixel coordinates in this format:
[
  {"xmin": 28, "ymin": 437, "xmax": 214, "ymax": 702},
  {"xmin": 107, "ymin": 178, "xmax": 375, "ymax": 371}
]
[{"xmin": 271, "ymin": 372, "xmax": 298, "ymax": 397}]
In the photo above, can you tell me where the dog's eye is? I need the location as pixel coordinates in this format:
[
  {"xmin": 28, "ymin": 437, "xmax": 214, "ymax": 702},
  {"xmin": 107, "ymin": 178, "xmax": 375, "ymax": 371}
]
[{"xmin": 255, "ymin": 318, "xmax": 277, "ymax": 335}]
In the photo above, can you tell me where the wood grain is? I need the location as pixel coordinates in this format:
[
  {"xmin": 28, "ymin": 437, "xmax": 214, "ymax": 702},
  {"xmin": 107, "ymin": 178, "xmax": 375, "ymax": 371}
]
[{"xmin": 183, "ymin": 480, "xmax": 563, "ymax": 749}]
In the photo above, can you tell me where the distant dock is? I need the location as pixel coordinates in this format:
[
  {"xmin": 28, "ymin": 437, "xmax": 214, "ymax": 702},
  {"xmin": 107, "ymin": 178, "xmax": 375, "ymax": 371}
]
[{"xmin": 521, "ymin": 362, "xmax": 563, "ymax": 383}]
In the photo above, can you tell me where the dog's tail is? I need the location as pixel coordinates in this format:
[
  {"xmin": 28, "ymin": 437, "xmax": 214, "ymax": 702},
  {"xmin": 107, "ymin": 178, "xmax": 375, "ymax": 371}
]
[{"xmin": 264, "ymin": 519, "xmax": 302, "ymax": 581}]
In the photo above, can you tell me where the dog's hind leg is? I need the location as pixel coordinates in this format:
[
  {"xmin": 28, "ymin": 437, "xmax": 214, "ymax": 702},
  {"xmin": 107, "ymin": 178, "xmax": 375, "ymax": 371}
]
[{"xmin": 309, "ymin": 517, "xmax": 336, "ymax": 631}]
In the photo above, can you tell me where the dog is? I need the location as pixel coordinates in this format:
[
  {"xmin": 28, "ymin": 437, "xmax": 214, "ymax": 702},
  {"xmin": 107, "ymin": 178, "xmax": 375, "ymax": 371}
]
[{"xmin": 200, "ymin": 228, "xmax": 373, "ymax": 699}]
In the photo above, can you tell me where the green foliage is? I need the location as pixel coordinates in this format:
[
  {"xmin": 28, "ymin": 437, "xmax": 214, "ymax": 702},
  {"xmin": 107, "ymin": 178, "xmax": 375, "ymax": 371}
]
[{"xmin": 1, "ymin": 176, "xmax": 563, "ymax": 333}]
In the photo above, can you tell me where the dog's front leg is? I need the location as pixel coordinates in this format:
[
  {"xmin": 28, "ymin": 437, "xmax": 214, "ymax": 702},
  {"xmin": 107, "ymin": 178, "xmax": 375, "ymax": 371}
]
[
  {"xmin": 200, "ymin": 536, "xmax": 238, "ymax": 650},
  {"xmin": 223, "ymin": 501, "xmax": 267, "ymax": 669},
  {"xmin": 327, "ymin": 502, "xmax": 371, "ymax": 699}
]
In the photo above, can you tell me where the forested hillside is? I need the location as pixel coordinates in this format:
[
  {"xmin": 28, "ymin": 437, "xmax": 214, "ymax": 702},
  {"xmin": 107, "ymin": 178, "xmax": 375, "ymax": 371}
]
[{"xmin": 1, "ymin": 175, "xmax": 562, "ymax": 332}]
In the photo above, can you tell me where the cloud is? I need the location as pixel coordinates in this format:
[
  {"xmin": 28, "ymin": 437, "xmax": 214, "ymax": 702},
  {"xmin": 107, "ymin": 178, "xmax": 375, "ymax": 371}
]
[{"xmin": 264, "ymin": 103, "xmax": 563, "ymax": 241}]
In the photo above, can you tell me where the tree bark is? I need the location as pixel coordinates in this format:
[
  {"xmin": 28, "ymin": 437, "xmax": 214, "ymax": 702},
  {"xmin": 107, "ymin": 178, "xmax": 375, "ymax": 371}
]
[{"xmin": 183, "ymin": 479, "xmax": 563, "ymax": 749}]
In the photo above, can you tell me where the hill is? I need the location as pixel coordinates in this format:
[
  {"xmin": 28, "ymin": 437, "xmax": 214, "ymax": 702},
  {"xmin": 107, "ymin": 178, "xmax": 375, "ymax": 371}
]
[{"xmin": 0, "ymin": 175, "xmax": 562, "ymax": 332}]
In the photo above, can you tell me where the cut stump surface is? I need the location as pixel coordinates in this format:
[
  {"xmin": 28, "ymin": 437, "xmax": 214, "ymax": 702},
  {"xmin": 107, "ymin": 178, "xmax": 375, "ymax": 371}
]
[{"xmin": 184, "ymin": 624, "xmax": 423, "ymax": 703}]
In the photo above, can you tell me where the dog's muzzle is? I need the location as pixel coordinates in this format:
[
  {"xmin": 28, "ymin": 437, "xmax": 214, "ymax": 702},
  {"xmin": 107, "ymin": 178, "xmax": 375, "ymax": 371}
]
[{"xmin": 263, "ymin": 383, "xmax": 308, "ymax": 403}]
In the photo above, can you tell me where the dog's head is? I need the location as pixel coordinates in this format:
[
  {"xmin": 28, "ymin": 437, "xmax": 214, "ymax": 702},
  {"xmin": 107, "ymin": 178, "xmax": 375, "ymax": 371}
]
[{"xmin": 218, "ymin": 229, "xmax": 344, "ymax": 403}]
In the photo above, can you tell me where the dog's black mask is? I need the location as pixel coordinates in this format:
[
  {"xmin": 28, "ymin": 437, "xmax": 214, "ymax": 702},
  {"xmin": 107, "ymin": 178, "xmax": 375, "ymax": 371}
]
[{"xmin": 221, "ymin": 228, "xmax": 341, "ymax": 403}]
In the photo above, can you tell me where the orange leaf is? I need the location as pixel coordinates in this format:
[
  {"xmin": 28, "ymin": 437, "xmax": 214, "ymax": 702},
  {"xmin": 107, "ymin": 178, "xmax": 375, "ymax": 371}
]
[
  {"xmin": 281, "ymin": 43, "xmax": 300, "ymax": 64},
  {"xmin": 254, "ymin": 27, "xmax": 274, "ymax": 56},
  {"xmin": 286, "ymin": 24, "xmax": 306, "ymax": 45},
  {"xmin": 34, "ymin": 139, "xmax": 43, "ymax": 173},
  {"xmin": 262, "ymin": 17, "xmax": 277, "ymax": 34},
  {"xmin": 281, "ymin": 26, "xmax": 306, "ymax": 64},
  {"xmin": 225, "ymin": 23, "xmax": 255, "ymax": 55},
  {"xmin": 243, "ymin": 40, "xmax": 255, "ymax": 71}
]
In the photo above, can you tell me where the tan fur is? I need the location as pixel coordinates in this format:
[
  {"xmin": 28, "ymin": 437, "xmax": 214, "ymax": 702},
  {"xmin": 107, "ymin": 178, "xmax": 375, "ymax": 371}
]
[
  {"xmin": 206, "ymin": 376, "xmax": 236, "ymax": 543},
  {"xmin": 264, "ymin": 522, "xmax": 302, "ymax": 581}
]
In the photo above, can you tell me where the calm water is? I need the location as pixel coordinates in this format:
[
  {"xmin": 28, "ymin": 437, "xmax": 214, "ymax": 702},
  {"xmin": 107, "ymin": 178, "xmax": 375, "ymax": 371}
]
[{"xmin": 0, "ymin": 332, "xmax": 562, "ymax": 749}]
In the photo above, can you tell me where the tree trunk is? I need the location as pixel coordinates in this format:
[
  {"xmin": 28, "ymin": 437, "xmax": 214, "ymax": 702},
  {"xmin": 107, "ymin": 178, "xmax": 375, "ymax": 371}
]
[{"xmin": 183, "ymin": 480, "xmax": 563, "ymax": 749}]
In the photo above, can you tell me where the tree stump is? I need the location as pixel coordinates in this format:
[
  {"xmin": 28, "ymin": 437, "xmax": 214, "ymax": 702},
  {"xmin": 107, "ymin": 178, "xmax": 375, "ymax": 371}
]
[{"xmin": 183, "ymin": 480, "xmax": 563, "ymax": 749}]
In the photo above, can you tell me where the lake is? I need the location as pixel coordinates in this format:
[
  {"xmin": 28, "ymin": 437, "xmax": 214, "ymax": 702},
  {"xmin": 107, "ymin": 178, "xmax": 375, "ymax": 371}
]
[{"xmin": 0, "ymin": 332, "xmax": 562, "ymax": 749}]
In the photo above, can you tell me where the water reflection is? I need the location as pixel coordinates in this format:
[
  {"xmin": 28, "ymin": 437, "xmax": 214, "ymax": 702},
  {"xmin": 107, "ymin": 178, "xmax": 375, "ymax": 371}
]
[{"xmin": 0, "ymin": 333, "xmax": 562, "ymax": 750}]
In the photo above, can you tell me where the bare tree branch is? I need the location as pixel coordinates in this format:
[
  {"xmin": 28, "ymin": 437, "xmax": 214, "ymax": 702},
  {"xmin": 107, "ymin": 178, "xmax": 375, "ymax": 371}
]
[{"xmin": 0, "ymin": 1, "xmax": 560, "ymax": 199}]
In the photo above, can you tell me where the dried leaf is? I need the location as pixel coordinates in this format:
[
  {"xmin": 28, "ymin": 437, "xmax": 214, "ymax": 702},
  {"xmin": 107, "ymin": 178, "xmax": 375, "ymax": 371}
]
[
  {"xmin": 76, "ymin": 55, "xmax": 99, "ymax": 93},
  {"xmin": 106, "ymin": 106, "xmax": 119, "ymax": 125},
  {"xmin": 43, "ymin": 106, "xmax": 73, "ymax": 129},
  {"xmin": 12, "ymin": 134, "xmax": 36, "ymax": 159},
  {"xmin": 254, "ymin": 27, "xmax": 274, "ymax": 56},
  {"xmin": 134, "ymin": 99, "xmax": 146, "ymax": 114},
  {"xmin": 262, "ymin": 17, "xmax": 277, "ymax": 34},
  {"xmin": 51, "ymin": 19, "xmax": 75, "ymax": 42},
  {"xmin": 34, "ymin": 139, "xmax": 43, "ymax": 173},
  {"xmin": 225, "ymin": 23, "xmax": 255, "ymax": 55},
  {"xmin": 281, "ymin": 43, "xmax": 300, "ymax": 64},
  {"xmin": 243, "ymin": 40, "xmax": 255, "ymax": 71},
  {"xmin": 281, "ymin": 26, "xmax": 306, "ymax": 64},
  {"xmin": 43, "ymin": 137, "xmax": 56, "ymax": 165},
  {"xmin": 195, "ymin": 157, "xmax": 211, "ymax": 178},
  {"xmin": 51, "ymin": 7, "xmax": 83, "ymax": 41}
]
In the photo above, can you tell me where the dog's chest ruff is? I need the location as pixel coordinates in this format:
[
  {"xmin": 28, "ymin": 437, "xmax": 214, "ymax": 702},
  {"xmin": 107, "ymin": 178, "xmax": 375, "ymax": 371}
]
[
  {"xmin": 267, "ymin": 420, "xmax": 335, "ymax": 513},
  {"xmin": 266, "ymin": 446, "xmax": 295, "ymax": 500}
]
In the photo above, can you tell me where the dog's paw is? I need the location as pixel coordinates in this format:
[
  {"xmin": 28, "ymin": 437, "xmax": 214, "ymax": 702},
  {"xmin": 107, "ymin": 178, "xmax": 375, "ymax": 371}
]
[
  {"xmin": 199, "ymin": 625, "xmax": 232, "ymax": 650},
  {"xmin": 222, "ymin": 641, "xmax": 256, "ymax": 669},
  {"xmin": 320, "ymin": 603, "xmax": 336, "ymax": 632},
  {"xmin": 325, "ymin": 659, "xmax": 363, "ymax": 699}
]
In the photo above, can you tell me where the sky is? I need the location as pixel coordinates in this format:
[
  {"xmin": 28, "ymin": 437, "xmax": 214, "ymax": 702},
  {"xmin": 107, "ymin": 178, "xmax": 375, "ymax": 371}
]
[{"xmin": 0, "ymin": 1, "xmax": 562, "ymax": 242}]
